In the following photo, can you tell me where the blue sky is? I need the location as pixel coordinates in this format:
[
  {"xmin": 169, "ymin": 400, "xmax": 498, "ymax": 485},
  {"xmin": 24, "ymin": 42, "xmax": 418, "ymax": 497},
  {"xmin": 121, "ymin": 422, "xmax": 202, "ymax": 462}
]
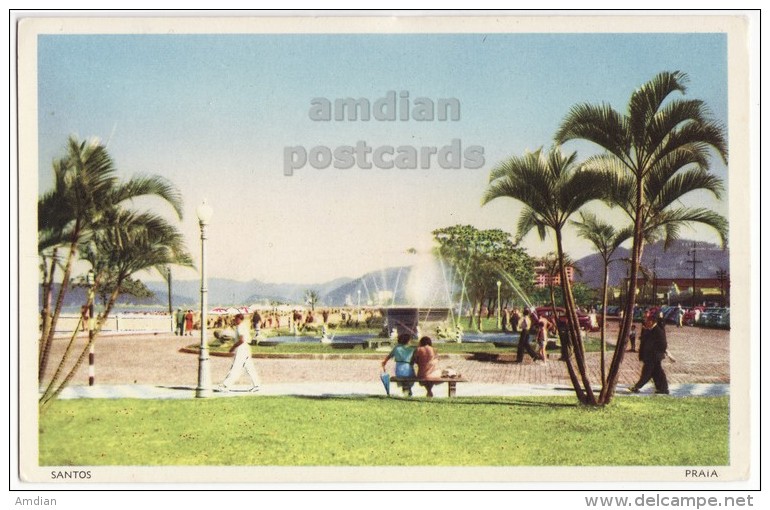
[{"xmin": 37, "ymin": 30, "xmax": 729, "ymax": 284}]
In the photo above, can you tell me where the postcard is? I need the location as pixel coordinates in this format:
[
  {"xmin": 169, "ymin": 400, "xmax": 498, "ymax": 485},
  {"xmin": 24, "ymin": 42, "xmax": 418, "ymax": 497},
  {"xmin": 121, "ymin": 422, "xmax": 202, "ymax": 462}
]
[{"xmin": 13, "ymin": 12, "xmax": 757, "ymax": 492}]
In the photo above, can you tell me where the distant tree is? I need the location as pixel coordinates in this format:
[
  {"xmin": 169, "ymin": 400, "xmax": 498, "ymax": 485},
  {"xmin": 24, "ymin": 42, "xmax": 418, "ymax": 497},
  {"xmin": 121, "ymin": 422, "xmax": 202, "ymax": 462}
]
[
  {"xmin": 432, "ymin": 225, "xmax": 534, "ymax": 330},
  {"xmin": 304, "ymin": 289, "xmax": 320, "ymax": 311}
]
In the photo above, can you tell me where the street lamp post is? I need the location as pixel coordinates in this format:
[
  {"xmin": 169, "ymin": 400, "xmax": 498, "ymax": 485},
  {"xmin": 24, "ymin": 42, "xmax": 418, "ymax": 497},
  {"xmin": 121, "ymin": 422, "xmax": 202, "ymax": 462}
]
[
  {"xmin": 687, "ymin": 242, "xmax": 702, "ymax": 309},
  {"xmin": 496, "ymin": 280, "xmax": 502, "ymax": 330},
  {"xmin": 86, "ymin": 269, "xmax": 95, "ymax": 386},
  {"xmin": 167, "ymin": 266, "xmax": 173, "ymax": 332},
  {"xmin": 196, "ymin": 200, "xmax": 213, "ymax": 398}
]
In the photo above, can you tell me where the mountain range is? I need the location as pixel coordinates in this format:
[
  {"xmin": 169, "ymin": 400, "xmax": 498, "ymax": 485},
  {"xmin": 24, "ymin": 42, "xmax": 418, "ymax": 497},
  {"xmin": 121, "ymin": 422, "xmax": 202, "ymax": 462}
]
[
  {"xmin": 41, "ymin": 239, "xmax": 728, "ymax": 309},
  {"xmin": 572, "ymin": 239, "xmax": 729, "ymax": 289}
]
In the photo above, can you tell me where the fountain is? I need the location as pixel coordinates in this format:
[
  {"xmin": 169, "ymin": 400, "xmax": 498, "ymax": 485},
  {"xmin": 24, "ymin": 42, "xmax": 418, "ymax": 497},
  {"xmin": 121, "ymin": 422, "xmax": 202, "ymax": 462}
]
[
  {"xmin": 249, "ymin": 246, "xmax": 533, "ymax": 349},
  {"xmin": 378, "ymin": 250, "xmax": 452, "ymax": 341}
]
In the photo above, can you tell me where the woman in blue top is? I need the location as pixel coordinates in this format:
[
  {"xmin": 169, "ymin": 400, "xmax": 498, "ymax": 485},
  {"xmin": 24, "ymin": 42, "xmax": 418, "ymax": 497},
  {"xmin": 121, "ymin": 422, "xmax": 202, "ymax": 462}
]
[{"xmin": 382, "ymin": 333, "xmax": 416, "ymax": 396}]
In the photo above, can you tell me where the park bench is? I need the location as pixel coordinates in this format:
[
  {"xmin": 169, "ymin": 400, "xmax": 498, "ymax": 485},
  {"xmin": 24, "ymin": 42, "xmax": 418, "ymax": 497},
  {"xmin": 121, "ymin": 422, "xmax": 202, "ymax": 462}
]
[
  {"xmin": 390, "ymin": 376, "xmax": 468, "ymax": 397},
  {"xmin": 363, "ymin": 339, "xmax": 392, "ymax": 350}
]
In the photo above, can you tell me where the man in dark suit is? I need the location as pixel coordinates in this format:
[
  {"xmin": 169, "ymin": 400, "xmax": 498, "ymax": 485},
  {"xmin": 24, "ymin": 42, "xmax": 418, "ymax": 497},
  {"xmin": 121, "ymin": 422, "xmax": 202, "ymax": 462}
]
[
  {"xmin": 515, "ymin": 308, "xmax": 541, "ymax": 363},
  {"xmin": 629, "ymin": 313, "xmax": 669, "ymax": 394}
]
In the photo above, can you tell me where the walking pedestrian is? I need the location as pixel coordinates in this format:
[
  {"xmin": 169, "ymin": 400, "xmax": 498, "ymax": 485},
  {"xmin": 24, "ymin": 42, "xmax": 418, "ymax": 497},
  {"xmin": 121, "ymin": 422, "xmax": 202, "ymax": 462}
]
[
  {"xmin": 629, "ymin": 313, "xmax": 669, "ymax": 394},
  {"xmin": 184, "ymin": 309, "xmax": 194, "ymax": 336},
  {"xmin": 219, "ymin": 313, "xmax": 260, "ymax": 392},
  {"xmin": 627, "ymin": 324, "xmax": 637, "ymax": 352},
  {"xmin": 175, "ymin": 308, "xmax": 185, "ymax": 336},
  {"xmin": 515, "ymin": 308, "xmax": 541, "ymax": 363},
  {"xmin": 80, "ymin": 305, "xmax": 90, "ymax": 332},
  {"xmin": 535, "ymin": 315, "xmax": 551, "ymax": 362},
  {"xmin": 675, "ymin": 304, "xmax": 684, "ymax": 328}
]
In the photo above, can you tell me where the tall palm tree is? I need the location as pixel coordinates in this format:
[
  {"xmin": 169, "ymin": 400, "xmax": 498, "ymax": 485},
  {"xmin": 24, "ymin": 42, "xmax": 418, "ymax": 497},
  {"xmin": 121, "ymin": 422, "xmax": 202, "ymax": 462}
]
[
  {"xmin": 37, "ymin": 136, "xmax": 184, "ymax": 382},
  {"xmin": 39, "ymin": 209, "xmax": 192, "ymax": 411},
  {"xmin": 555, "ymin": 71, "xmax": 728, "ymax": 404},
  {"xmin": 483, "ymin": 146, "xmax": 607, "ymax": 404},
  {"xmin": 570, "ymin": 211, "xmax": 633, "ymax": 387}
]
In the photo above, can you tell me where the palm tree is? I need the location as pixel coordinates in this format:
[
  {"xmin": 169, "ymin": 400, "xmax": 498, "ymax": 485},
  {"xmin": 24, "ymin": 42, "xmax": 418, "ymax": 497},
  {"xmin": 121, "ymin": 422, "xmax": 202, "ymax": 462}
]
[
  {"xmin": 555, "ymin": 71, "xmax": 728, "ymax": 404},
  {"xmin": 483, "ymin": 146, "xmax": 607, "ymax": 404},
  {"xmin": 570, "ymin": 211, "xmax": 633, "ymax": 387},
  {"xmin": 39, "ymin": 209, "xmax": 192, "ymax": 411},
  {"xmin": 37, "ymin": 136, "xmax": 183, "ymax": 382}
]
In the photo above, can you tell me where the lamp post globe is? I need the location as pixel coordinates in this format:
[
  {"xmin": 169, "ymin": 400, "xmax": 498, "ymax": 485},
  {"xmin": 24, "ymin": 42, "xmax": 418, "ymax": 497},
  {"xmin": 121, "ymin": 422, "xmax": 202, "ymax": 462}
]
[{"xmin": 196, "ymin": 199, "xmax": 213, "ymax": 398}]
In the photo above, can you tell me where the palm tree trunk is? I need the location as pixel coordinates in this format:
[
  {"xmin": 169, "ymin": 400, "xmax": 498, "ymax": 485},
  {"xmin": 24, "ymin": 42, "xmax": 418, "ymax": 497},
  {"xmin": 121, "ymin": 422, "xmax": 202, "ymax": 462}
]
[
  {"xmin": 549, "ymin": 278, "xmax": 583, "ymax": 398},
  {"xmin": 40, "ymin": 278, "xmax": 121, "ymax": 412},
  {"xmin": 600, "ymin": 183, "xmax": 645, "ymax": 404},
  {"xmin": 549, "ymin": 283, "xmax": 557, "ymax": 313},
  {"xmin": 39, "ymin": 248, "xmax": 58, "ymax": 368},
  {"xmin": 556, "ymin": 230, "xmax": 595, "ymax": 404},
  {"xmin": 600, "ymin": 264, "xmax": 609, "ymax": 387},
  {"xmin": 38, "ymin": 315, "xmax": 84, "ymax": 401},
  {"xmin": 39, "ymin": 274, "xmax": 94, "ymax": 404},
  {"xmin": 560, "ymin": 332, "xmax": 587, "ymax": 404},
  {"xmin": 39, "ymin": 226, "xmax": 80, "ymax": 382}
]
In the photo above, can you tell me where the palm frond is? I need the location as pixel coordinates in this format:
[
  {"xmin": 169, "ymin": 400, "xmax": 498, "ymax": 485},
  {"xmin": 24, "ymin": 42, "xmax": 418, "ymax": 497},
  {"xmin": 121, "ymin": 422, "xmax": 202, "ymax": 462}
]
[
  {"xmin": 627, "ymin": 71, "xmax": 688, "ymax": 148},
  {"xmin": 515, "ymin": 207, "xmax": 545, "ymax": 243},
  {"xmin": 654, "ymin": 120, "xmax": 728, "ymax": 170},
  {"xmin": 557, "ymin": 167, "xmax": 610, "ymax": 223},
  {"xmin": 645, "ymin": 98, "xmax": 710, "ymax": 157},
  {"xmin": 649, "ymin": 207, "xmax": 728, "ymax": 248},
  {"xmin": 644, "ymin": 146, "xmax": 711, "ymax": 195},
  {"xmin": 649, "ymin": 167, "xmax": 725, "ymax": 211},
  {"xmin": 110, "ymin": 175, "xmax": 184, "ymax": 219},
  {"xmin": 555, "ymin": 103, "xmax": 631, "ymax": 166}
]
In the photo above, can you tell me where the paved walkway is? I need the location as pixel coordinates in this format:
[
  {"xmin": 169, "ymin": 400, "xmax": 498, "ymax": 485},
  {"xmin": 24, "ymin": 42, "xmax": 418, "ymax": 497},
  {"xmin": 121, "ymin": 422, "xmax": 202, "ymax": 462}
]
[
  {"xmin": 44, "ymin": 323, "xmax": 730, "ymax": 400},
  {"xmin": 53, "ymin": 381, "xmax": 730, "ymax": 400}
]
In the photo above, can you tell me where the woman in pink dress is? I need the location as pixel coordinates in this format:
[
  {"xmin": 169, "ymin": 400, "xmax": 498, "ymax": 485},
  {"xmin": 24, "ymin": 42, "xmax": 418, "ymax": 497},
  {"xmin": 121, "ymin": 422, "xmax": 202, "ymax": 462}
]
[
  {"xmin": 184, "ymin": 310, "xmax": 194, "ymax": 336},
  {"xmin": 414, "ymin": 336, "xmax": 442, "ymax": 397}
]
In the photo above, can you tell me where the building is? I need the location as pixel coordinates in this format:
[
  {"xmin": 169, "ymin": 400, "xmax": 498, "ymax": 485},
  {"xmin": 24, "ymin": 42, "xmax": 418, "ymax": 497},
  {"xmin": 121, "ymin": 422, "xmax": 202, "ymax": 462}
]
[{"xmin": 534, "ymin": 261, "xmax": 575, "ymax": 288}]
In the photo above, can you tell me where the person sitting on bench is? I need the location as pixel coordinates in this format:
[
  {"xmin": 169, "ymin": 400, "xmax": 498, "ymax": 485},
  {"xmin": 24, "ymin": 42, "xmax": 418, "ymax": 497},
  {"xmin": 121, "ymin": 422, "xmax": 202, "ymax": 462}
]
[
  {"xmin": 414, "ymin": 336, "xmax": 443, "ymax": 397},
  {"xmin": 382, "ymin": 333, "xmax": 416, "ymax": 396}
]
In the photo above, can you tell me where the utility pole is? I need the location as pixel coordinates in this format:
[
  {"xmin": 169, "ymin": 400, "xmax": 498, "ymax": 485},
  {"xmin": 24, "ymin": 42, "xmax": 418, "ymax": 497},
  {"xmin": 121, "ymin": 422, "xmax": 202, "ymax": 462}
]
[
  {"xmin": 716, "ymin": 268, "xmax": 728, "ymax": 306},
  {"xmin": 167, "ymin": 267, "xmax": 173, "ymax": 315},
  {"xmin": 652, "ymin": 258, "xmax": 657, "ymax": 306},
  {"xmin": 167, "ymin": 266, "xmax": 173, "ymax": 332},
  {"xmin": 687, "ymin": 243, "xmax": 703, "ymax": 309}
]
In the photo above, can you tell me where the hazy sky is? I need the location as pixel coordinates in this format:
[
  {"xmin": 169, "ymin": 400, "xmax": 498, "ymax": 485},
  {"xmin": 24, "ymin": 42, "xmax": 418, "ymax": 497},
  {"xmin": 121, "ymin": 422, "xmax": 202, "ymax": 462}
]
[{"xmin": 36, "ymin": 27, "xmax": 729, "ymax": 284}]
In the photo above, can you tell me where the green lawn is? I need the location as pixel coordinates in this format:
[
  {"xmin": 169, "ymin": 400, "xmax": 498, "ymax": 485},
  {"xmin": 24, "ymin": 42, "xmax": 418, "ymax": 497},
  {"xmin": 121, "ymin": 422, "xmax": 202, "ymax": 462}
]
[{"xmin": 39, "ymin": 396, "xmax": 728, "ymax": 466}]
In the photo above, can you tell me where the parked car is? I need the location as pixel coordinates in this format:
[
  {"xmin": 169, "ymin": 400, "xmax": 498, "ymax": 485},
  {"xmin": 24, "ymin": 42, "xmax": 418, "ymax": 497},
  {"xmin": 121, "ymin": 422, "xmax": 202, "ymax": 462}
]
[
  {"xmin": 716, "ymin": 309, "xmax": 730, "ymax": 329},
  {"xmin": 697, "ymin": 307, "xmax": 729, "ymax": 328},
  {"xmin": 535, "ymin": 306, "xmax": 597, "ymax": 332}
]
